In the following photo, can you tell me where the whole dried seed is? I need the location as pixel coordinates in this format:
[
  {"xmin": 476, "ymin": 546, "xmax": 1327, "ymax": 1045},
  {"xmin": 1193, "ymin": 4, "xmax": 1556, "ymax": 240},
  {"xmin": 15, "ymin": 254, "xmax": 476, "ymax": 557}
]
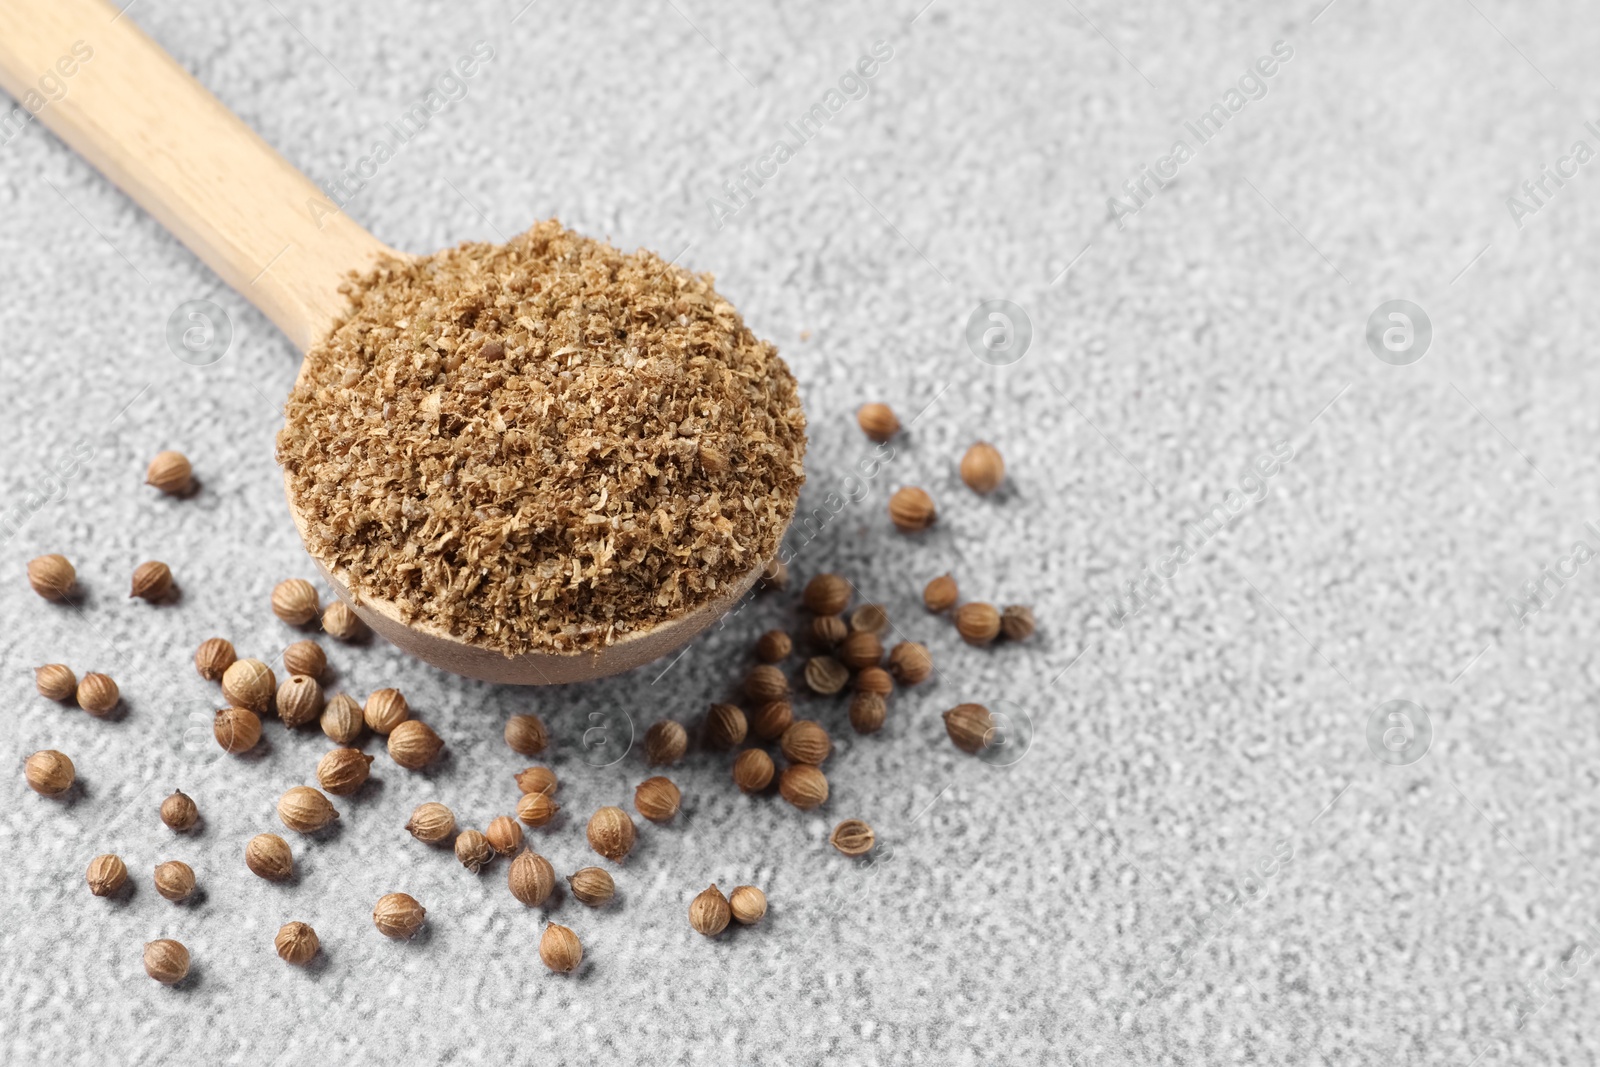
[{"xmin": 34, "ymin": 663, "xmax": 75, "ymax": 702}]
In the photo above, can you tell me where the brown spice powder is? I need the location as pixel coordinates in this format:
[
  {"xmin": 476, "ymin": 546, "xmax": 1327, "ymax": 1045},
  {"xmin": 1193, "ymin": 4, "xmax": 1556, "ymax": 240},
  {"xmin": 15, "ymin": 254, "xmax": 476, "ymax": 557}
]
[{"xmin": 278, "ymin": 221, "xmax": 806, "ymax": 655}]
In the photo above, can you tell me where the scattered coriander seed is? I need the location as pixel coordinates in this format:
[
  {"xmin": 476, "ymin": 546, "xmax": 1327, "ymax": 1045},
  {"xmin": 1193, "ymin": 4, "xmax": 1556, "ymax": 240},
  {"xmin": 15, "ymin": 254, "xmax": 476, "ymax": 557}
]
[
  {"xmin": 160, "ymin": 790, "xmax": 198, "ymax": 831},
  {"xmin": 213, "ymin": 707, "xmax": 262, "ymax": 754},
  {"xmin": 758, "ymin": 558, "xmax": 789, "ymax": 591},
  {"xmin": 802, "ymin": 573, "xmax": 851, "ymax": 616},
  {"xmin": 26, "ymin": 554, "xmax": 75, "ymax": 600},
  {"xmin": 388, "ymin": 719, "xmax": 444, "ymax": 770},
  {"xmin": 744, "ymin": 664, "xmax": 789, "ymax": 704},
  {"xmin": 277, "ymin": 785, "xmax": 339, "ymax": 833},
  {"xmin": 364, "ymin": 688, "xmax": 410, "ymax": 735},
  {"xmin": 508, "ymin": 851, "xmax": 556, "ymax": 906},
  {"xmin": 503, "ymin": 713, "xmax": 549, "ymax": 756},
  {"xmin": 320, "ymin": 693, "xmax": 365, "ymax": 744},
  {"xmin": 486, "ymin": 815, "xmax": 524, "ymax": 856},
  {"xmin": 855, "ymin": 666, "xmax": 894, "ymax": 697},
  {"xmin": 803, "ymin": 655, "xmax": 848, "ymax": 696},
  {"xmin": 282, "ymin": 640, "xmax": 326, "ymax": 680},
  {"xmin": 888, "ymin": 486, "xmax": 936, "ymax": 533},
  {"xmin": 317, "ymin": 748, "xmax": 374, "ymax": 796},
  {"xmin": 634, "ymin": 776, "xmax": 682, "ymax": 823},
  {"xmin": 943, "ymin": 703, "xmax": 996, "ymax": 754},
  {"xmin": 321, "ymin": 600, "xmax": 365, "ymax": 641},
  {"xmin": 222, "ymin": 659, "xmax": 276, "ymax": 714},
  {"xmin": 704, "ymin": 703, "xmax": 749, "ymax": 750},
  {"xmin": 778, "ymin": 764, "xmax": 829, "ymax": 810},
  {"xmin": 780, "ymin": 720, "xmax": 832, "ymax": 765},
  {"xmin": 838, "ymin": 631, "xmax": 884, "ymax": 670},
  {"xmin": 849, "ymin": 692, "xmax": 887, "ymax": 735},
  {"xmin": 1001, "ymin": 604, "xmax": 1036, "ymax": 641},
  {"xmin": 129, "ymin": 561, "xmax": 173, "ymax": 601},
  {"xmin": 887, "ymin": 641, "xmax": 933, "ymax": 685},
  {"xmin": 567, "ymin": 866, "xmax": 615, "ymax": 907},
  {"xmin": 923, "ymin": 573, "xmax": 959, "ymax": 613},
  {"xmin": 516, "ymin": 792, "xmax": 561, "ymax": 828},
  {"xmin": 732, "ymin": 749, "xmax": 775, "ymax": 794},
  {"xmin": 34, "ymin": 663, "xmax": 76, "ymax": 702},
  {"xmin": 276, "ymin": 675, "xmax": 325, "ymax": 728},
  {"xmin": 455, "ymin": 829, "xmax": 493, "ymax": 873},
  {"xmin": 245, "ymin": 833, "xmax": 294, "ymax": 881},
  {"xmin": 86, "ymin": 853, "xmax": 128, "ymax": 897},
  {"xmin": 754, "ymin": 629, "xmax": 792, "ymax": 663},
  {"xmin": 956, "ymin": 602, "xmax": 1002, "ymax": 646},
  {"xmin": 856, "ymin": 402, "xmax": 900, "ymax": 443},
  {"xmin": 76, "ymin": 672, "xmax": 120, "ymax": 716},
  {"xmin": 586, "ymin": 806, "xmax": 636, "ymax": 863},
  {"xmin": 143, "ymin": 939, "xmax": 190, "ymax": 984},
  {"xmin": 539, "ymin": 922, "xmax": 583, "ymax": 973},
  {"xmin": 729, "ymin": 885, "xmax": 767, "ymax": 925},
  {"xmin": 809, "ymin": 614, "xmax": 848, "ymax": 649},
  {"xmin": 373, "ymin": 892, "xmax": 426, "ymax": 939},
  {"xmin": 689, "ymin": 883, "xmax": 731, "ymax": 937},
  {"xmin": 145, "ymin": 451, "xmax": 193, "ymax": 496},
  {"xmin": 830, "ymin": 819, "xmax": 876, "ymax": 857},
  {"xmin": 194, "ymin": 637, "xmax": 236, "ymax": 681},
  {"xmin": 960, "ymin": 441, "xmax": 1006, "ymax": 494},
  {"xmin": 750, "ymin": 700, "xmax": 794, "ymax": 743},
  {"xmin": 271, "ymin": 578, "xmax": 320, "ymax": 625},
  {"xmin": 153, "ymin": 860, "xmax": 196, "ymax": 902},
  {"xmin": 514, "ymin": 765, "xmax": 558, "ymax": 796},
  {"xmin": 849, "ymin": 603, "xmax": 889, "ymax": 635},
  {"xmin": 25, "ymin": 749, "xmax": 74, "ymax": 797},
  {"xmin": 644, "ymin": 719, "xmax": 688, "ymax": 765},
  {"xmin": 275, "ymin": 922, "xmax": 319, "ymax": 965},
  {"xmin": 406, "ymin": 802, "xmax": 456, "ymax": 844}
]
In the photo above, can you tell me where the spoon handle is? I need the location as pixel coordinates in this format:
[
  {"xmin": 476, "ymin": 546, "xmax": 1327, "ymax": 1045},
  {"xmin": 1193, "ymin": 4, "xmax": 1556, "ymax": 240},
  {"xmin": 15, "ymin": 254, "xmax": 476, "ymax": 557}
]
[{"xmin": 0, "ymin": 0, "xmax": 393, "ymax": 351}]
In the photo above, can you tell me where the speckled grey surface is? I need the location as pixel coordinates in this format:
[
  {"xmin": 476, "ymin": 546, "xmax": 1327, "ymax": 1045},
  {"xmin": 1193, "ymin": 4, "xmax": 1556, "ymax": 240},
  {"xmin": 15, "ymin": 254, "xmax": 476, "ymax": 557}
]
[{"xmin": 4, "ymin": 1, "xmax": 1600, "ymax": 1063}]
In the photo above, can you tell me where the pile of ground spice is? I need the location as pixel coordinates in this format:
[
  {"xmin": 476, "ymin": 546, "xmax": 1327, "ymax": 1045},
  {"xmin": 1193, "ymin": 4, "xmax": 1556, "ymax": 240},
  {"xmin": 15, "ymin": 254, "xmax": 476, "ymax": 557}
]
[{"xmin": 277, "ymin": 220, "xmax": 806, "ymax": 656}]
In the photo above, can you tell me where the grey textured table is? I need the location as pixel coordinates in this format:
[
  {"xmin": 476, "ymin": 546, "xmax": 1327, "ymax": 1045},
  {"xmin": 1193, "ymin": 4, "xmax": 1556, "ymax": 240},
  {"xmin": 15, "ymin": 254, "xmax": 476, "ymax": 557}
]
[{"xmin": 4, "ymin": 1, "xmax": 1599, "ymax": 1064}]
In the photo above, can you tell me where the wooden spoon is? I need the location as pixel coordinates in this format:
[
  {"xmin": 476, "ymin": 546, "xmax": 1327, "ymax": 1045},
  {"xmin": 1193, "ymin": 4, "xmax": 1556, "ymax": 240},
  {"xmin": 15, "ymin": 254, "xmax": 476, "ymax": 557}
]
[{"xmin": 0, "ymin": 0, "xmax": 776, "ymax": 684}]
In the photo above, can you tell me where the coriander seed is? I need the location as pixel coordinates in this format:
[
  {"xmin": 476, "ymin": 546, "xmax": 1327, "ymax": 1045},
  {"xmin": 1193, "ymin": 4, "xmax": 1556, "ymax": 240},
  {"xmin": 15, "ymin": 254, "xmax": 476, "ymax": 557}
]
[
  {"xmin": 321, "ymin": 600, "xmax": 365, "ymax": 641},
  {"xmin": 780, "ymin": 720, "xmax": 832, "ymax": 765},
  {"xmin": 689, "ymin": 883, "xmax": 731, "ymax": 937},
  {"xmin": 372, "ymin": 892, "xmax": 426, "ymax": 939},
  {"xmin": 923, "ymin": 573, "xmax": 958, "ymax": 613},
  {"xmin": 838, "ymin": 630, "xmax": 883, "ymax": 670},
  {"xmin": 729, "ymin": 885, "xmax": 767, "ymax": 925},
  {"xmin": 275, "ymin": 922, "xmax": 319, "ymax": 965},
  {"xmin": 129, "ymin": 560, "xmax": 173, "ymax": 601},
  {"xmin": 222, "ymin": 659, "xmax": 275, "ymax": 714},
  {"xmin": 956, "ymin": 602, "xmax": 1001, "ymax": 646},
  {"xmin": 276, "ymin": 675, "xmax": 325, "ymax": 728},
  {"xmin": 34, "ymin": 663, "xmax": 76, "ymax": 702},
  {"xmin": 704, "ymin": 703, "xmax": 748, "ymax": 750},
  {"xmin": 849, "ymin": 603, "xmax": 889, "ymax": 635},
  {"xmin": 153, "ymin": 860, "xmax": 196, "ymax": 902},
  {"xmin": 634, "ymin": 776, "xmax": 681, "ymax": 823},
  {"xmin": 320, "ymin": 693, "xmax": 364, "ymax": 744},
  {"xmin": 87, "ymin": 853, "xmax": 128, "ymax": 897},
  {"xmin": 194, "ymin": 637, "xmax": 236, "ymax": 681},
  {"xmin": 758, "ymin": 558, "xmax": 790, "ymax": 591},
  {"xmin": 514, "ymin": 765, "xmax": 558, "ymax": 796},
  {"xmin": 750, "ymin": 700, "xmax": 794, "ymax": 742},
  {"xmin": 855, "ymin": 666, "xmax": 894, "ymax": 697},
  {"xmin": 960, "ymin": 441, "xmax": 1005, "ymax": 494},
  {"xmin": 778, "ymin": 764, "xmax": 829, "ymax": 810},
  {"xmin": 809, "ymin": 614, "xmax": 848, "ymax": 649},
  {"xmin": 455, "ymin": 829, "xmax": 493, "ymax": 873},
  {"xmin": 364, "ymin": 688, "xmax": 409, "ymax": 735},
  {"xmin": 143, "ymin": 939, "xmax": 190, "ymax": 985},
  {"xmin": 732, "ymin": 749, "xmax": 775, "ymax": 794},
  {"xmin": 539, "ymin": 922, "xmax": 583, "ymax": 973},
  {"xmin": 567, "ymin": 866, "xmax": 615, "ymax": 907},
  {"xmin": 278, "ymin": 785, "xmax": 339, "ymax": 833},
  {"xmin": 76, "ymin": 672, "xmax": 120, "ymax": 716},
  {"xmin": 388, "ymin": 719, "xmax": 443, "ymax": 770},
  {"xmin": 160, "ymin": 790, "xmax": 198, "ymax": 831},
  {"xmin": 486, "ymin": 815, "xmax": 524, "ymax": 856},
  {"xmin": 213, "ymin": 706, "xmax": 262, "ymax": 754},
  {"xmin": 406, "ymin": 802, "xmax": 456, "ymax": 844},
  {"xmin": 281, "ymin": 639, "xmax": 326, "ymax": 680},
  {"xmin": 271, "ymin": 578, "xmax": 320, "ymax": 625},
  {"xmin": 24, "ymin": 749, "xmax": 74, "ymax": 796},
  {"xmin": 516, "ymin": 792, "xmax": 561, "ymax": 828},
  {"xmin": 586, "ymin": 806, "xmax": 636, "ymax": 863},
  {"xmin": 943, "ymin": 703, "xmax": 996, "ymax": 754},
  {"xmin": 830, "ymin": 819, "xmax": 876, "ymax": 857},
  {"xmin": 744, "ymin": 664, "xmax": 789, "ymax": 704},
  {"xmin": 145, "ymin": 450, "xmax": 193, "ymax": 496},
  {"xmin": 887, "ymin": 641, "xmax": 932, "ymax": 685},
  {"xmin": 644, "ymin": 719, "xmax": 688, "ymax": 765},
  {"xmin": 1001, "ymin": 604, "xmax": 1036, "ymax": 641},
  {"xmin": 849, "ymin": 692, "xmax": 887, "ymax": 735},
  {"xmin": 803, "ymin": 656, "xmax": 848, "ymax": 696},
  {"xmin": 856, "ymin": 402, "xmax": 900, "ymax": 442},
  {"xmin": 888, "ymin": 486, "xmax": 936, "ymax": 532},
  {"xmin": 503, "ymin": 713, "xmax": 549, "ymax": 756},
  {"xmin": 754, "ymin": 629, "xmax": 792, "ymax": 662},
  {"xmin": 245, "ymin": 833, "xmax": 294, "ymax": 881},
  {"xmin": 508, "ymin": 851, "xmax": 556, "ymax": 906},
  {"xmin": 26, "ymin": 554, "xmax": 75, "ymax": 600},
  {"xmin": 802, "ymin": 573, "xmax": 851, "ymax": 616},
  {"xmin": 317, "ymin": 748, "xmax": 374, "ymax": 796}
]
